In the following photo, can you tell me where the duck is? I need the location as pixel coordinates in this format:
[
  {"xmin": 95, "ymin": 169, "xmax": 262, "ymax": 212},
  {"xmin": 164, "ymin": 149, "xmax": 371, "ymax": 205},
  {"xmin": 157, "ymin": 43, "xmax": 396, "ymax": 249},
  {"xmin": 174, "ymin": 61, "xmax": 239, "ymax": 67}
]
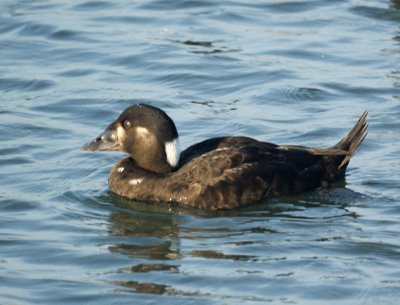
[{"xmin": 83, "ymin": 104, "xmax": 368, "ymax": 210}]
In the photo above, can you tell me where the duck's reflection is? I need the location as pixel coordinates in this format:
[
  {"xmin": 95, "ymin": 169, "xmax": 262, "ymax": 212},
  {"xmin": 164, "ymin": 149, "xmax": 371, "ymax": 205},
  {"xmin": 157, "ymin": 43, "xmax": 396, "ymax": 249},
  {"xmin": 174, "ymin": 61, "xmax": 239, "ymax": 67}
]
[
  {"xmin": 104, "ymin": 187, "xmax": 361, "ymax": 295},
  {"xmin": 106, "ymin": 196, "xmax": 184, "ymax": 294},
  {"xmin": 108, "ymin": 197, "xmax": 182, "ymax": 260},
  {"xmin": 113, "ymin": 280, "xmax": 171, "ymax": 295}
]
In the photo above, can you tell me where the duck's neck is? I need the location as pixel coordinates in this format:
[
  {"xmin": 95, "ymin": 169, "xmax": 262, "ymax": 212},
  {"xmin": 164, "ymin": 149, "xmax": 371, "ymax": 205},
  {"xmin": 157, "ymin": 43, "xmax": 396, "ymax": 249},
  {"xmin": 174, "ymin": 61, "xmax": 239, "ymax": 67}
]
[{"xmin": 130, "ymin": 138, "xmax": 180, "ymax": 174}]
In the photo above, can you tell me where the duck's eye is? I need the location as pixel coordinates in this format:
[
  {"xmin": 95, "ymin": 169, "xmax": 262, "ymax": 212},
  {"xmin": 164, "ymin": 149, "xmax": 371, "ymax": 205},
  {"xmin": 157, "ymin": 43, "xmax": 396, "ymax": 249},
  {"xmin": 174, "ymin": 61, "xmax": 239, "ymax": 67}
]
[{"xmin": 123, "ymin": 120, "xmax": 131, "ymax": 129}]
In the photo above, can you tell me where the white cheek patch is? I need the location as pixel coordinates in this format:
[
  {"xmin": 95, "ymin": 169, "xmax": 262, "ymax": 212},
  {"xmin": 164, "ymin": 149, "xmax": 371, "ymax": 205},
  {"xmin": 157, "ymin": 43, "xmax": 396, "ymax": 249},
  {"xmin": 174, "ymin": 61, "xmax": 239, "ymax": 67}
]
[
  {"xmin": 165, "ymin": 138, "xmax": 180, "ymax": 168},
  {"xmin": 116, "ymin": 125, "xmax": 126, "ymax": 143},
  {"xmin": 129, "ymin": 178, "xmax": 143, "ymax": 185}
]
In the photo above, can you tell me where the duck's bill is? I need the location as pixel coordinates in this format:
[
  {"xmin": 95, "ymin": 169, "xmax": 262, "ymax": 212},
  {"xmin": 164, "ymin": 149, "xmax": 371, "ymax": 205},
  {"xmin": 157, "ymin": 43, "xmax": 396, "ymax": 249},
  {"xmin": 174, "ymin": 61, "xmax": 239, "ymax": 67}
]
[{"xmin": 82, "ymin": 129, "xmax": 120, "ymax": 151}]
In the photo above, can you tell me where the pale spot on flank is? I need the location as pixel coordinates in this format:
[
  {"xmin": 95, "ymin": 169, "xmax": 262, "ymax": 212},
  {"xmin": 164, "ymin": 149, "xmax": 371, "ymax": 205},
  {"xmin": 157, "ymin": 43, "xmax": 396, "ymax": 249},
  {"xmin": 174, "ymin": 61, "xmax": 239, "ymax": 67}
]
[
  {"xmin": 129, "ymin": 178, "xmax": 143, "ymax": 185},
  {"xmin": 117, "ymin": 167, "xmax": 125, "ymax": 173}
]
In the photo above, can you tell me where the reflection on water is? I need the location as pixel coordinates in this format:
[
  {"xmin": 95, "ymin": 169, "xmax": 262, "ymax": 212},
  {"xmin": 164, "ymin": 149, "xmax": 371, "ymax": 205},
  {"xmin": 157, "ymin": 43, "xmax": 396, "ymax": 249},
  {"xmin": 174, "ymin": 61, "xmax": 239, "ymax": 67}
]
[
  {"xmin": 113, "ymin": 280, "xmax": 174, "ymax": 296},
  {"xmin": 103, "ymin": 188, "xmax": 367, "ymax": 300},
  {"xmin": 108, "ymin": 210, "xmax": 181, "ymax": 261},
  {"xmin": 191, "ymin": 250, "xmax": 257, "ymax": 261}
]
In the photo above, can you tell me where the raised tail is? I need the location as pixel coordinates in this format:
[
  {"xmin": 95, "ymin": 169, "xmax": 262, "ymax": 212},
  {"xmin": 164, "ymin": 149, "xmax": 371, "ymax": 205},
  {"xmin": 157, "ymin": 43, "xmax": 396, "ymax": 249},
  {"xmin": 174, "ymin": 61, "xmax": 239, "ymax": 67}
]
[{"xmin": 334, "ymin": 110, "xmax": 368, "ymax": 169}]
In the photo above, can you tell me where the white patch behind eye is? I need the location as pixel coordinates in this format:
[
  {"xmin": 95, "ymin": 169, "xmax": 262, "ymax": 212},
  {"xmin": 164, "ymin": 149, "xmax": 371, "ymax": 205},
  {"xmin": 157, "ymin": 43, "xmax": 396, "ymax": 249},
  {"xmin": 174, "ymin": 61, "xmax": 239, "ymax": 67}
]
[
  {"xmin": 165, "ymin": 138, "xmax": 180, "ymax": 167},
  {"xmin": 136, "ymin": 126, "xmax": 150, "ymax": 137}
]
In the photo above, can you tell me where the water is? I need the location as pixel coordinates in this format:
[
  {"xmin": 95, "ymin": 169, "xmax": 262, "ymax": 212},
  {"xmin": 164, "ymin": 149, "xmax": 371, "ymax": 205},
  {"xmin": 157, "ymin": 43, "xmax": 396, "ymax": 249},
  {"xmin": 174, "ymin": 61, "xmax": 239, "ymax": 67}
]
[{"xmin": 1, "ymin": 0, "xmax": 400, "ymax": 304}]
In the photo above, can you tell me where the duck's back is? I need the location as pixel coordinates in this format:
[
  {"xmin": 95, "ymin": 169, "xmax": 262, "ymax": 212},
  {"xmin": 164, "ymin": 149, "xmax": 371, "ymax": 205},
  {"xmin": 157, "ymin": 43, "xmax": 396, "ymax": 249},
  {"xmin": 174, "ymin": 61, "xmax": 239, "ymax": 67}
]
[{"xmin": 167, "ymin": 137, "xmax": 330, "ymax": 210}]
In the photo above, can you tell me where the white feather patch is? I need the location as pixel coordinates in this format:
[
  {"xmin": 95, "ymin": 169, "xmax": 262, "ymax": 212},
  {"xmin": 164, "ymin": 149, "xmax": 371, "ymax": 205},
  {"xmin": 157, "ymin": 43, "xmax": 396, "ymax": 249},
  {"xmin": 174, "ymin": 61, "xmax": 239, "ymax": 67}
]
[
  {"xmin": 129, "ymin": 178, "xmax": 143, "ymax": 185},
  {"xmin": 136, "ymin": 126, "xmax": 150, "ymax": 137},
  {"xmin": 116, "ymin": 126, "xmax": 126, "ymax": 142},
  {"xmin": 165, "ymin": 138, "xmax": 180, "ymax": 167}
]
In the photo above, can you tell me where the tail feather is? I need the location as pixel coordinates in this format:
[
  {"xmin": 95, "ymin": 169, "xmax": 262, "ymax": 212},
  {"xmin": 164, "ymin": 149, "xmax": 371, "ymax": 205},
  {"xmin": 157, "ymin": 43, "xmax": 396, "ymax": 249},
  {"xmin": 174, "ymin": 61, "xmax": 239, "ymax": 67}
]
[{"xmin": 334, "ymin": 110, "xmax": 368, "ymax": 169}]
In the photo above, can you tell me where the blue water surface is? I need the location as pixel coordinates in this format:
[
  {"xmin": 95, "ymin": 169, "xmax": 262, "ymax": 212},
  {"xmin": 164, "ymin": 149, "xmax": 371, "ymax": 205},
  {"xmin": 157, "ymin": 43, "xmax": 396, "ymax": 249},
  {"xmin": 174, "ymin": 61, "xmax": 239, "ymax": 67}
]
[{"xmin": 1, "ymin": 0, "xmax": 400, "ymax": 304}]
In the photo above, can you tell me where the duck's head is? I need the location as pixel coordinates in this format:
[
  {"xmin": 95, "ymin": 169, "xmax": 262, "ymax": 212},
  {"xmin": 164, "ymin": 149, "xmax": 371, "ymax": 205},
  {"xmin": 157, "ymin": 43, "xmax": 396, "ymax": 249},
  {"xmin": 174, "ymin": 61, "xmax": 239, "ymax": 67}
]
[{"xmin": 83, "ymin": 104, "xmax": 180, "ymax": 174}]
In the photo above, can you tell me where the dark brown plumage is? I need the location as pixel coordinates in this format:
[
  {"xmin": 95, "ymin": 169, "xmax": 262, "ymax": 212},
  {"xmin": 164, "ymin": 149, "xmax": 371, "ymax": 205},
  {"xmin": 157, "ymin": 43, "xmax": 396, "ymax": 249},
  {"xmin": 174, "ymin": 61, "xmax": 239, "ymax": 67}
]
[{"xmin": 83, "ymin": 104, "xmax": 368, "ymax": 210}]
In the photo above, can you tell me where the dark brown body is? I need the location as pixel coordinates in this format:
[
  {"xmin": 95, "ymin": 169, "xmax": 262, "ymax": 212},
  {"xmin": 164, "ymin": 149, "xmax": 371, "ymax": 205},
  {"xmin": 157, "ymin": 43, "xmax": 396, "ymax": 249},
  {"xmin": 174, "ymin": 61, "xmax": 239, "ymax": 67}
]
[
  {"xmin": 109, "ymin": 127, "xmax": 365, "ymax": 210},
  {"xmin": 84, "ymin": 104, "xmax": 367, "ymax": 210}
]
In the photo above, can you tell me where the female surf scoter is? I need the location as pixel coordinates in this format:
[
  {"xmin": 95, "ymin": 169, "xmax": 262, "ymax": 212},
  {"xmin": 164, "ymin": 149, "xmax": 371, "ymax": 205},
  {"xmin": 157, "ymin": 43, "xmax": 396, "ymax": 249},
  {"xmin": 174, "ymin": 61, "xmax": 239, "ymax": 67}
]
[{"xmin": 83, "ymin": 104, "xmax": 368, "ymax": 210}]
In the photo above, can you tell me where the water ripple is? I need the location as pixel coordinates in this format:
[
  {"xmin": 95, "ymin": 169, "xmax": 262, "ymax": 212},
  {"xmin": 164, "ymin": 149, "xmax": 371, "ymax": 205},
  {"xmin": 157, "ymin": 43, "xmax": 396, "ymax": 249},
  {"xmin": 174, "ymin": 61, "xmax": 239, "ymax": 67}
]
[{"xmin": 0, "ymin": 77, "xmax": 55, "ymax": 92}]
